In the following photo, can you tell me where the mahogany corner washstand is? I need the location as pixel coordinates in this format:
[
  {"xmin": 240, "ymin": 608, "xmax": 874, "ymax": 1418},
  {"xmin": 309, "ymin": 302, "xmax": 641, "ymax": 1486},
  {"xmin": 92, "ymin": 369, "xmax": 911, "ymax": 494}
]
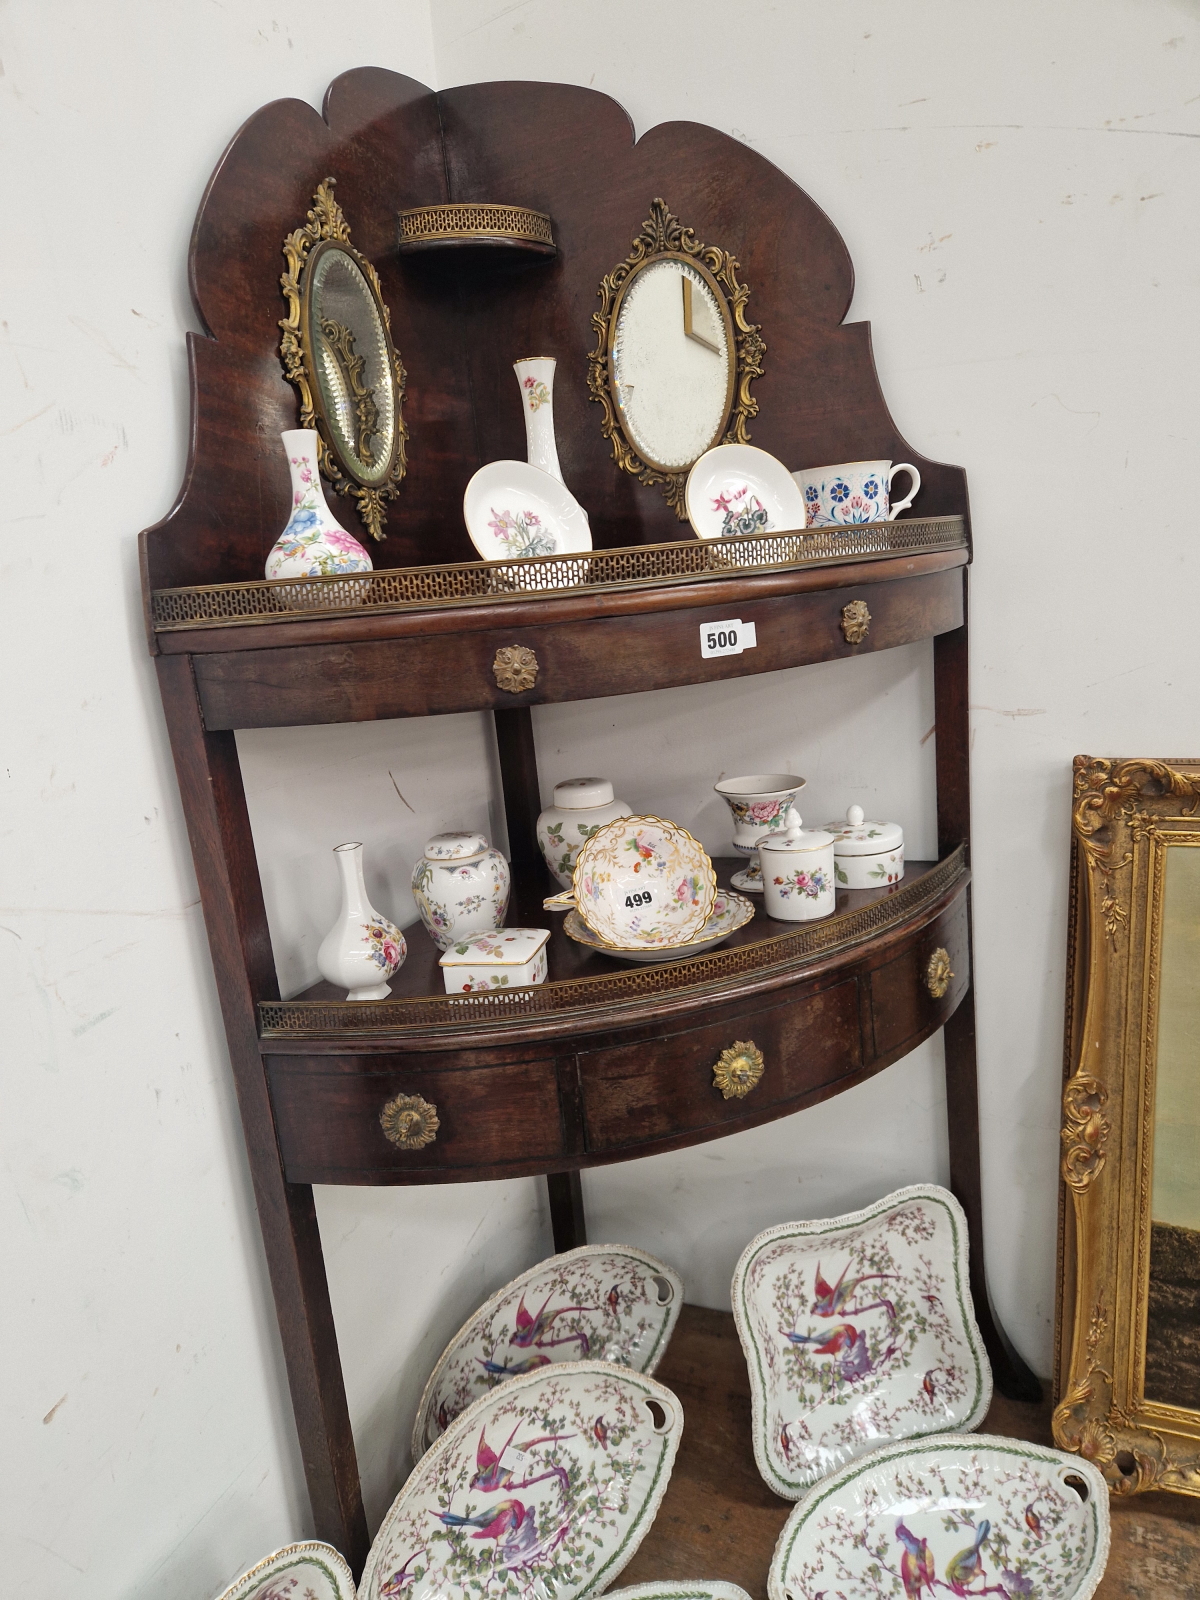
[{"xmin": 140, "ymin": 67, "xmax": 1038, "ymax": 1574}]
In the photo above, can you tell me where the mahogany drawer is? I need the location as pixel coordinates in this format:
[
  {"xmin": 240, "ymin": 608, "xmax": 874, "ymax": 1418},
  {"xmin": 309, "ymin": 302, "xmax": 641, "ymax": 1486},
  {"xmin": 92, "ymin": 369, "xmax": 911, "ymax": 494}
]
[
  {"xmin": 869, "ymin": 892, "xmax": 970, "ymax": 1059},
  {"xmin": 576, "ymin": 977, "xmax": 863, "ymax": 1153},
  {"xmin": 267, "ymin": 1052, "xmax": 566, "ymax": 1182}
]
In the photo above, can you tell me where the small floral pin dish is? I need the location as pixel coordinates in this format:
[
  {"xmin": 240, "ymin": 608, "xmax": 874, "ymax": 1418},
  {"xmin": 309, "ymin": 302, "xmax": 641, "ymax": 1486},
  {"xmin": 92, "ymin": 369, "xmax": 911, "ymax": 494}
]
[
  {"xmin": 464, "ymin": 461, "xmax": 592, "ymax": 565},
  {"xmin": 563, "ymin": 890, "xmax": 755, "ymax": 963},
  {"xmin": 732, "ymin": 1184, "xmax": 991, "ymax": 1499},
  {"xmin": 554, "ymin": 814, "xmax": 717, "ymax": 949},
  {"xmin": 213, "ymin": 1541, "xmax": 355, "ymax": 1600},
  {"xmin": 767, "ymin": 1434, "xmax": 1109, "ymax": 1600},
  {"xmin": 413, "ymin": 1244, "xmax": 683, "ymax": 1458},
  {"xmin": 363, "ymin": 1361, "xmax": 683, "ymax": 1600},
  {"xmin": 684, "ymin": 444, "xmax": 807, "ymax": 544}
]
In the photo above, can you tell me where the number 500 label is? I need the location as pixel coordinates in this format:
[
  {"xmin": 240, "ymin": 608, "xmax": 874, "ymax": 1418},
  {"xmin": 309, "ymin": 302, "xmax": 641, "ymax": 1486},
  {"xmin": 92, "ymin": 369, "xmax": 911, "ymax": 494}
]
[{"xmin": 700, "ymin": 618, "xmax": 757, "ymax": 659}]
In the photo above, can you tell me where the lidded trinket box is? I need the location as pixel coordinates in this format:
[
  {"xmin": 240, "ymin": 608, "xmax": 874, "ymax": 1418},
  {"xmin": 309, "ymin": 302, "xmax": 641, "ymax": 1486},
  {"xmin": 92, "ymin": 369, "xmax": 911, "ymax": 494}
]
[
  {"xmin": 824, "ymin": 803, "xmax": 905, "ymax": 888},
  {"xmin": 537, "ymin": 777, "xmax": 632, "ymax": 887},
  {"xmin": 760, "ymin": 818, "xmax": 836, "ymax": 922},
  {"xmin": 438, "ymin": 927, "xmax": 550, "ymax": 992},
  {"xmin": 411, "ymin": 831, "xmax": 511, "ymax": 950}
]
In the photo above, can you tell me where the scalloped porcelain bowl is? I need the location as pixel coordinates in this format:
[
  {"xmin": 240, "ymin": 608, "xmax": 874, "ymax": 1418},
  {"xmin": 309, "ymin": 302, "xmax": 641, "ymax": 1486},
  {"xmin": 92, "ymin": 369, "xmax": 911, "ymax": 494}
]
[
  {"xmin": 214, "ymin": 1542, "xmax": 355, "ymax": 1600},
  {"xmin": 563, "ymin": 889, "xmax": 755, "ymax": 962},
  {"xmin": 363, "ymin": 1361, "xmax": 683, "ymax": 1600},
  {"xmin": 768, "ymin": 1435, "xmax": 1110, "ymax": 1600},
  {"xmin": 570, "ymin": 814, "xmax": 717, "ymax": 948},
  {"xmin": 733, "ymin": 1184, "xmax": 991, "ymax": 1498},
  {"xmin": 412, "ymin": 1244, "xmax": 683, "ymax": 1458}
]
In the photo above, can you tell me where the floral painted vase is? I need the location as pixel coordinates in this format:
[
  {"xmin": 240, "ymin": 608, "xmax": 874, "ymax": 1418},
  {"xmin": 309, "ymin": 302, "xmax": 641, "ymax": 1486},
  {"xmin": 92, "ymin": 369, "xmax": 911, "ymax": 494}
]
[
  {"xmin": 714, "ymin": 772, "xmax": 807, "ymax": 893},
  {"xmin": 537, "ymin": 778, "xmax": 633, "ymax": 889},
  {"xmin": 411, "ymin": 832, "xmax": 511, "ymax": 951},
  {"xmin": 514, "ymin": 357, "xmax": 566, "ymax": 485},
  {"xmin": 317, "ymin": 842, "xmax": 407, "ymax": 1001},
  {"xmin": 265, "ymin": 428, "xmax": 373, "ymax": 580}
]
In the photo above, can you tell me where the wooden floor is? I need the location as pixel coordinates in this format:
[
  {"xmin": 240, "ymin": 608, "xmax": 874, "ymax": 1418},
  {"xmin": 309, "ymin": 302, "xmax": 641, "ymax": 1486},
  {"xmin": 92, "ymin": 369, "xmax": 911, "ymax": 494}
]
[{"xmin": 620, "ymin": 1305, "xmax": 1200, "ymax": 1600}]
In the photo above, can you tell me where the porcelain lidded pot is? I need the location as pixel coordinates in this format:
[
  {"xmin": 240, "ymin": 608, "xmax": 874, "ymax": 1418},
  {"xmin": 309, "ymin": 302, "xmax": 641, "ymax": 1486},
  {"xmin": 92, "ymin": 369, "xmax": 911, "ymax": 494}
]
[
  {"xmin": 411, "ymin": 831, "xmax": 511, "ymax": 950},
  {"xmin": 536, "ymin": 777, "xmax": 633, "ymax": 888},
  {"xmin": 824, "ymin": 804, "xmax": 905, "ymax": 888},
  {"xmin": 760, "ymin": 817, "xmax": 836, "ymax": 922},
  {"xmin": 317, "ymin": 841, "xmax": 407, "ymax": 1000}
]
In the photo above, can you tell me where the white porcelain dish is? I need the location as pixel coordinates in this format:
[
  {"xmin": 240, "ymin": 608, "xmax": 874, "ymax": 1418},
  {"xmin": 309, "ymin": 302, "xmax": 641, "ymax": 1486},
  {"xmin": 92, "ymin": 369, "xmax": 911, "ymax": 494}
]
[
  {"xmin": 571, "ymin": 814, "xmax": 717, "ymax": 948},
  {"xmin": 412, "ymin": 1244, "xmax": 684, "ymax": 1458},
  {"xmin": 563, "ymin": 890, "xmax": 755, "ymax": 962},
  {"xmin": 732, "ymin": 1184, "xmax": 991, "ymax": 1498},
  {"xmin": 768, "ymin": 1433, "xmax": 1109, "ymax": 1600},
  {"xmin": 365, "ymin": 1361, "xmax": 683, "ymax": 1600},
  {"xmin": 214, "ymin": 1542, "xmax": 356, "ymax": 1600},
  {"xmin": 684, "ymin": 443, "xmax": 807, "ymax": 542},
  {"xmin": 609, "ymin": 1586, "xmax": 752, "ymax": 1600},
  {"xmin": 464, "ymin": 460, "xmax": 592, "ymax": 563}
]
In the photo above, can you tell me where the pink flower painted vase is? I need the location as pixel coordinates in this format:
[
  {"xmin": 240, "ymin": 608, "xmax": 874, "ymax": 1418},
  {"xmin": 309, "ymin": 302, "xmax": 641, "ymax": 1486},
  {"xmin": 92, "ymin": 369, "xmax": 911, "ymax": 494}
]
[
  {"xmin": 265, "ymin": 429, "xmax": 373, "ymax": 580},
  {"xmin": 317, "ymin": 842, "xmax": 406, "ymax": 1001}
]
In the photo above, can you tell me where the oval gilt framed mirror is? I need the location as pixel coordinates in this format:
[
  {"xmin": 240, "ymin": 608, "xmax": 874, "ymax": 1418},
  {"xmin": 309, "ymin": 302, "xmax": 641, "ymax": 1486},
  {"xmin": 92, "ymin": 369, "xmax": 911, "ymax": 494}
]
[
  {"xmin": 588, "ymin": 199, "xmax": 765, "ymax": 518},
  {"xmin": 279, "ymin": 179, "xmax": 408, "ymax": 540}
]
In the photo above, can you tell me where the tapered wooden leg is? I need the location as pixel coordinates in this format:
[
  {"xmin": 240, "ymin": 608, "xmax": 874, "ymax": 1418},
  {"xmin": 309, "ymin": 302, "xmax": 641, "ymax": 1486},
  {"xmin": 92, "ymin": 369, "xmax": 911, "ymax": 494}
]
[{"xmin": 547, "ymin": 1170, "xmax": 587, "ymax": 1252}]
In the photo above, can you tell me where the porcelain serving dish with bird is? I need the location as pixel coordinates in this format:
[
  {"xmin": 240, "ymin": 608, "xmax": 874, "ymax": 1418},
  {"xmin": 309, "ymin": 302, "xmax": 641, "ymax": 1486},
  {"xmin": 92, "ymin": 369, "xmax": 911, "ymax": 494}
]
[
  {"xmin": 569, "ymin": 814, "xmax": 717, "ymax": 949},
  {"xmin": 413, "ymin": 1245, "xmax": 684, "ymax": 1459},
  {"xmin": 562, "ymin": 890, "xmax": 755, "ymax": 963},
  {"xmin": 214, "ymin": 1542, "xmax": 356, "ymax": 1600},
  {"xmin": 733, "ymin": 1185, "xmax": 991, "ymax": 1499},
  {"xmin": 767, "ymin": 1434, "xmax": 1110, "ymax": 1600},
  {"xmin": 364, "ymin": 1361, "xmax": 683, "ymax": 1600}
]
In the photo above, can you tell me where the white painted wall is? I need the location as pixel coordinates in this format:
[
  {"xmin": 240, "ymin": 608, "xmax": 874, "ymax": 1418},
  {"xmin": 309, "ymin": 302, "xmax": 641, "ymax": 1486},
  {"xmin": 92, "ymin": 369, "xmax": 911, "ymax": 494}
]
[{"xmin": 4, "ymin": 2, "xmax": 1198, "ymax": 1595}]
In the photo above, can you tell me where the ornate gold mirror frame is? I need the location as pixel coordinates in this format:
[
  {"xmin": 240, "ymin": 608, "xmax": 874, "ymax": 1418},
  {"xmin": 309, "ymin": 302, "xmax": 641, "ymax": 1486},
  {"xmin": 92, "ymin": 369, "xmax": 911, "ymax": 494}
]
[
  {"xmin": 588, "ymin": 198, "xmax": 765, "ymax": 519},
  {"xmin": 1054, "ymin": 755, "xmax": 1200, "ymax": 1497},
  {"xmin": 279, "ymin": 179, "xmax": 408, "ymax": 540}
]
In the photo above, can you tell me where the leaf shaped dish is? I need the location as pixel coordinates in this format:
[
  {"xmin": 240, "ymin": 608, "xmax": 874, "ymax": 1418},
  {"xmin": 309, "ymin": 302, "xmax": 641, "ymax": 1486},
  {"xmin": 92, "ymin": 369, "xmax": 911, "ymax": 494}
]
[
  {"xmin": 732, "ymin": 1184, "xmax": 991, "ymax": 1498},
  {"xmin": 768, "ymin": 1434, "xmax": 1109, "ymax": 1600},
  {"xmin": 413, "ymin": 1244, "xmax": 683, "ymax": 1459},
  {"xmin": 363, "ymin": 1361, "xmax": 683, "ymax": 1600},
  {"xmin": 214, "ymin": 1542, "xmax": 355, "ymax": 1600}
]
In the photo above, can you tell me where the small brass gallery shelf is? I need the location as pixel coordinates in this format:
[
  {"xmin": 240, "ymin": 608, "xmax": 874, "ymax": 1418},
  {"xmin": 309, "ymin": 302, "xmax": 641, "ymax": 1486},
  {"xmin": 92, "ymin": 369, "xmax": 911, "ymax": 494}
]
[
  {"xmin": 150, "ymin": 516, "xmax": 966, "ymax": 632},
  {"xmin": 259, "ymin": 847, "xmax": 967, "ymax": 1045}
]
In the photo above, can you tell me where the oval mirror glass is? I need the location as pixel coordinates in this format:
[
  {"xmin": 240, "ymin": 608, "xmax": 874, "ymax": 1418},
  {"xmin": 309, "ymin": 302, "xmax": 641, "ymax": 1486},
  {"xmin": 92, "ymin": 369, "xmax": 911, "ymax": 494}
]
[
  {"xmin": 611, "ymin": 256, "xmax": 735, "ymax": 473},
  {"xmin": 306, "ymin": 242, "xmax": 397, "ymax": 488}
]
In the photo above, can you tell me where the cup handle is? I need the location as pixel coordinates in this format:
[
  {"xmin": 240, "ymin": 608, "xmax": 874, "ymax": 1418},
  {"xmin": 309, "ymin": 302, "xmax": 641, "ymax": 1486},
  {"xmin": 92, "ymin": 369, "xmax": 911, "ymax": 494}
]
[
  {"xmin": 542, "ymin": 889, "xmax": 575, "ymax": 911},
  {"xmin": 887, "ymin": 463, "xmax": 921, "ymax": 519}
]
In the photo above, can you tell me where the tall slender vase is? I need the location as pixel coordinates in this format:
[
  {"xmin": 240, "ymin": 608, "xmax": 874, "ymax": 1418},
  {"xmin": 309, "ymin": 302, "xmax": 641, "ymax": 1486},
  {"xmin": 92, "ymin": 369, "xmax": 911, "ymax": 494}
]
[
  {"xmin": 265, "ymin": 428, "xmax": 373, "ymax": 580},
  {"xmin": 317, "ymin": 842, "xmax": 406, "ymax": 1001},
  {"xmin": 513, "ymin": 358, "xmax": 565, "ymax": 485}
]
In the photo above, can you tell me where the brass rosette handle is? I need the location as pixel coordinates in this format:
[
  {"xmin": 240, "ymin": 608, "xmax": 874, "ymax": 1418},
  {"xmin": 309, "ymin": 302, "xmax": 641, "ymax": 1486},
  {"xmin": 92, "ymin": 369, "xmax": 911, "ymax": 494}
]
[
  {"xmin": 925, "ymin": 947, "xmax": 954, "ymax": 1000},
  {"xmin": 713, "ymin": 1040, "xmax": 765, "ymax": 1099},
  {"xmin": 380, "ymin": 1092, "xmax": 440, "ymax": 1150}
]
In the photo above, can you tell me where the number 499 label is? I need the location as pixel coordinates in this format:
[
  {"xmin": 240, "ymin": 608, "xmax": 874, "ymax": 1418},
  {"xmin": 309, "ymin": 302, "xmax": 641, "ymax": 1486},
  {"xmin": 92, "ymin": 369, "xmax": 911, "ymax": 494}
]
[{"xmin": 700, "ymin": 618, "xmax": 757, "ymax": 659}]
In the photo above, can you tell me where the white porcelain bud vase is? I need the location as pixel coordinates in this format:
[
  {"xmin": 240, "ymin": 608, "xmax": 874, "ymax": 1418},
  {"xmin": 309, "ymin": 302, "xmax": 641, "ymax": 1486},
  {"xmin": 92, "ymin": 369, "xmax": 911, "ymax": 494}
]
[
  {"xmin": 513, "ymin": 358, "xmax": 565, "ymax": 485},
  {"xmin": 265, "ymin": 429, "xmax": 373, "ymax": 580},
  {"xmin": 317, "ymin": 842, "xmax": 406, "ymax": 1000}
]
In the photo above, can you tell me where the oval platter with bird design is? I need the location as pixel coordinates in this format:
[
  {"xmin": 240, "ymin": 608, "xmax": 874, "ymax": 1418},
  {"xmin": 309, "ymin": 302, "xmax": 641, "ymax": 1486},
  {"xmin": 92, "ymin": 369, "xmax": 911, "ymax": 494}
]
[
  {"xmin": 363, "ymin": 1361, "xmax": 684, "ymax": 1600},
  {"xmin": 412, "ymin": 1245, "xmax": 683, "ymax": 1460},
  {"xmin": 767, "ymin": 1433, "xmax": 1109, "ymax": 1600},
  {"xmin": 732, "ymin": 1185, "xmax": 991, "ymax": 1498}
]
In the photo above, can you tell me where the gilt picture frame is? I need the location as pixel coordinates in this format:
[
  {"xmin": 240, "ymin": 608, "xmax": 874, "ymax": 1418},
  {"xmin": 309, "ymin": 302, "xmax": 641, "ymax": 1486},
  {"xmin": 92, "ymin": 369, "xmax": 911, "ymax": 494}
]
[{"xmin": 1054, "ymin": 755, "xmax": 1200, "ymax": 1498}]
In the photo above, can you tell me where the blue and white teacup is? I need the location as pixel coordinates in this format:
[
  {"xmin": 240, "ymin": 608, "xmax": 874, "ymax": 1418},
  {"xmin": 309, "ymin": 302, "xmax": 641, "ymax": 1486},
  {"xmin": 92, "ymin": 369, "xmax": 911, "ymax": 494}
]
[{"xmin": 792, "ymin": 458, "xmax": 921, "ymax": 527}]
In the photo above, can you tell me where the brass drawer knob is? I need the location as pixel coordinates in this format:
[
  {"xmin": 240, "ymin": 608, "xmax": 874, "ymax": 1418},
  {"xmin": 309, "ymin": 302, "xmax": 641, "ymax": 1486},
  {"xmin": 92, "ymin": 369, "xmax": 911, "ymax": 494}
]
[
  {"xmin": 493, "ymin": 644, "xmax": 539, "ymax": 693},
  {"xmin": 840, "ymin": 599, "xmax": 871, "ymax": 644},
  {"xmin": 925, "ymin": 947, "xmax": 954, "ymax": 1000},
  {"xmin": 380, "ymin": 1092, "xmax": 440, "ymax": 1150},
  {"xmin": 713, "ymin": 1040, "xmax": 764, "ymax": 1099}
]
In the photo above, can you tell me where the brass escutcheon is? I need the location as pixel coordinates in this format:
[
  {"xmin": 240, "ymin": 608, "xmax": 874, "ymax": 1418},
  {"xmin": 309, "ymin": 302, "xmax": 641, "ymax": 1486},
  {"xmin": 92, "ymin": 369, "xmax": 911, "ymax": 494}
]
[
  {"xmin": 493, "ymin": 644, "xmax": 539, "ymax": 693},
  {"xmin": 380, "ymin": 1092, "xmax": 439, "ymax": 1150},
  {"xmin": 713, "ymin": 1040, "xmax": 765, "ymax": 1099},
  {"xmin": 925, "ymin": 946, "xmax": 954, "ymax": 1000},
  {"xmin": 840, "ymin": 599, "xmax": 871, "ymax": 644}
]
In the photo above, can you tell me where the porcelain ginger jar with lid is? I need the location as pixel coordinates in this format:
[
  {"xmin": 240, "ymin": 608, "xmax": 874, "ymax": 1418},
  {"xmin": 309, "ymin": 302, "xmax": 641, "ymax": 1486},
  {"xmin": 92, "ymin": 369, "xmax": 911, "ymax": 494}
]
[
  {"xmin": 824, "ymin": 804, "xmax": 905, "ymax": 888},
  {"xmin": 760, "ymin": 818, "xmax": 836, "ymax": 923},
  {"xmin": 536, "ymin": 777, "xmax": 633, "ymax": 887},
  {"xmin": 411, "ymin": 831, "xmax": 511, "ymax": 950}
]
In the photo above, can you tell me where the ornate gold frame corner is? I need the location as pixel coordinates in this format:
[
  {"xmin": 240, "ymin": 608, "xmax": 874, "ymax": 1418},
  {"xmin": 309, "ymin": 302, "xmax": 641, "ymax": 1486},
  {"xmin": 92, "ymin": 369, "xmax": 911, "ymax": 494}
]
[
  {"xmin": 279, "ymin": 178, "xmax": 409, "ymax": 541},
  {"xmin": 1053, "ymin": 755, "xmax": 1200, "ymax": 1497},
  {"xmin": 587, "ymin": 197, "xmax": 765, "ymax": 520}
]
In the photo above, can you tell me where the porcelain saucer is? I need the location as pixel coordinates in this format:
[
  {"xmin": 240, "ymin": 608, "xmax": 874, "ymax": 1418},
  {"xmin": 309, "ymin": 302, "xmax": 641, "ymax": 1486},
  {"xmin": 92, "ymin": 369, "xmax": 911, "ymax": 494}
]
[
  {"xmin": 564, "ymin": 890, "xmax": 755, "ymax": 962},
  {"xmin": 464, "ymin": 460, "xmax": 591, "ymax": 565},
  {"xmin": 768, "ymin": 1433, "xmax": 1110, "ymax": 1600},
  {"xmin": 684, "ymin": 444, "xmax": 807, "ymax": 543},
  {"xmin": 732, "ymin": 1184, "xmax": 991, "ymax": 1498}
]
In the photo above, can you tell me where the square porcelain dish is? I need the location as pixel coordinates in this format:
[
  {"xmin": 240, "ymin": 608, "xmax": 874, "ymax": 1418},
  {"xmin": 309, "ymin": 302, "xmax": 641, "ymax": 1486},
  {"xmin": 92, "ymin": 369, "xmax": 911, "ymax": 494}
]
[{"xmin": 438, "ymin": 927, "xmax": 550, "ymax": 992}]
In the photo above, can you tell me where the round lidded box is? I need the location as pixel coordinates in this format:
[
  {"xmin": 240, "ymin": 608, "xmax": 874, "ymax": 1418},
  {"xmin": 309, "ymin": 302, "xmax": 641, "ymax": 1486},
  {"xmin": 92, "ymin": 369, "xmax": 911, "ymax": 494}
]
[
  {"xmin": 759, "ymin": 818, "xmax": 836, "ymax": 922},
  {"xmin": 823, "ymin": 804, "xmax": 905, "ymax": 889}
]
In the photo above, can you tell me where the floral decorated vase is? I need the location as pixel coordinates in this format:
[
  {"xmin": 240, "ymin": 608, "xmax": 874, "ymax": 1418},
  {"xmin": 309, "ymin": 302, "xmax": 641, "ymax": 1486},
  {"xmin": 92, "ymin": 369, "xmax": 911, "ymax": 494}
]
[
  {"xmin": 514, "ymin": 356, "xmax": 571, "ymax": 490},
  {"xmin": 824, "ymin": 804, "xmax": 905, "ymax": 889},
  {"xmin": 265, "ymin": 428, "xmax": 373, "ymax": 580},
  {"xmin": 537, "ymin": 778, "xmax": 633, "ymax": 888},
  {"xmin": 714, "ymin": 772, "xmax": 807, "ymax": 893},
  {"xmin": 759, "ymin": 819, "xmax": 836, "ymax": 923},
  {"xmin": 316, "ymin": 842, "xmax": 407, "ymax": 1001},
  {"xmin": 411, "ymin": 831, "xmax": 511, "ymax": 950},
  {"xmin": 361, "ymin": 1360, "xmax": 683, "ymax": 1600},
  {"xmin": 412, "ymin": 1243, "xmax": 684, "ymax": 1458}
]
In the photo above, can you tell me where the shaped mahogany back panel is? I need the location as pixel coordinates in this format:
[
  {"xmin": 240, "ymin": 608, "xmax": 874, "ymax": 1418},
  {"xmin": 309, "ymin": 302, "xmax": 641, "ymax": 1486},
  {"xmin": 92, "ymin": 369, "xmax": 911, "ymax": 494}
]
[{"xmin": 141, "ymin": 69, "xmax": 967, "ymax": 593}]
